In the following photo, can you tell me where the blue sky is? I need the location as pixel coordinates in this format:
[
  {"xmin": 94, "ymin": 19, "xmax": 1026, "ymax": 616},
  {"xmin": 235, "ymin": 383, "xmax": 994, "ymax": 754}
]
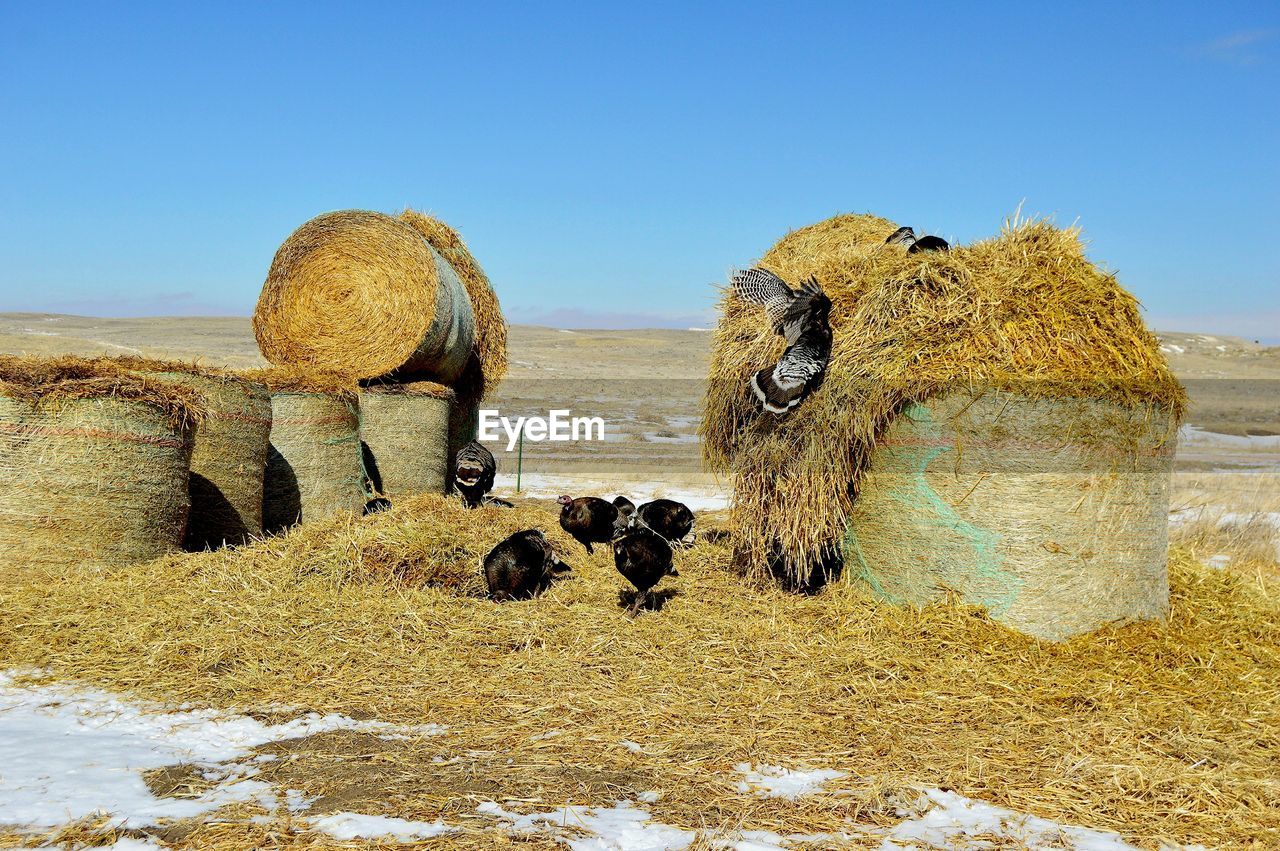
[{"xmin": 1, "ymin": 2, "xmax": 1277, "ymax": 338}]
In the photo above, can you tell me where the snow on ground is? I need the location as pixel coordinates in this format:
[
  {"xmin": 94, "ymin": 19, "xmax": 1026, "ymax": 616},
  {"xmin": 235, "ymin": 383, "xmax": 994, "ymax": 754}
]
[
  {"xmin": 309, "ymin": 812, "xmax": 454, "ymax": 842},
  {"xmin": 0, "ymin": 672, "xmax": 442, "ymax": 832},
  {"xmin": 1178, "ymin": 425, "xmax": 1280, "ymax": 450},
  {"xmin": 478, "ymin": 801, "xmax": 696, "ymax": 850},
  {"xmin": 735, "ymin": 763, "xmax": 846, "ymax": 799},
  {"xmin": 1, "ymin": 675, "xmax": 1183, "ymax": 850},
  {"xmin": 492, "ymin": 472, "xmax": 729, "ymax": 512},
  {"xmin": 881, "ymin": 788, "xmax": 1139, "ymax": 850},
  {"xmin": 642, "ymin": 431, "xmax": 699, "ymax": 444}
]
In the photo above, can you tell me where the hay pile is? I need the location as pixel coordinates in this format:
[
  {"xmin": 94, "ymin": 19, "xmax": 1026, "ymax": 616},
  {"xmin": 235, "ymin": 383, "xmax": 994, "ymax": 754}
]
[
  {"xmin": 246, "ymin": 368, "xmax": 364, "ymax": 533},
  {"xmin": 125, "ymin": 361, "xmax": 272, "ymax": 550},
  {"xmin": 359, "ymin": 379, "xmax": 454, "ymax": 497},
  {"xmin": 0, "ymin": 493, "xmax": 1276, "ymax": 848},
  {"xmin": 0, "ymin": 356, "xmax": 205, "ymax": 569},
  {"xmin": 703, "ymin": 214, "xmax": 1186, "ymax": 589}
]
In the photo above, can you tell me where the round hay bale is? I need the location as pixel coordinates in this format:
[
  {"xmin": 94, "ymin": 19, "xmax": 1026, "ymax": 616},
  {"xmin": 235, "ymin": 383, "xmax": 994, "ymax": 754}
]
[
  {"xmin": 398, "ymin": 209, "xmax": 508, "ymax": 396},
  {"xmin": 703, "ymin": 212, "xmax": 1187, "ymax": 621},
  {"xmin": 845, "ymin": 391, "xmax": 1176, "ymax": 641},
  {"xmin": 249, "ymin": 370, "xmax": 364, "ymax": 533},
  {"xmin": 0, "ymin": 356, "xmax": 202, "ymax": 569},
  {"xmin": 143, "ymin": 370, "xmax": 272, "ymax": 550},
  {"xmin": 253, "ymin": 210, "xmax": 476, "ymax": 383},
  {"xmin": 359, "ymin": 380, "xmax": 455, "ymax": 498}
]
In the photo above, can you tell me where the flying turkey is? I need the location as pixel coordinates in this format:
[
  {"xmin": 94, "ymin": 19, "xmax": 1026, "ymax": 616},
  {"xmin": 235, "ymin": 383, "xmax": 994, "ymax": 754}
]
[
  {"xmin": 731, "ymin": 267, "xmax": 833, "ymax": 415},
  {"xmin": 557, "ymin": 495, "xmax": 619, "ymax": 554},
  {"xmin": 612, "ymin": 525, "xmax": 678, "ymax": 617},
  {"xmin": 484, "ymin": 529, "xmax": 572, "ymax": 601},
  {"xmin": 455, "ymin": 440, "xmax": 497, "ymax": 508}
]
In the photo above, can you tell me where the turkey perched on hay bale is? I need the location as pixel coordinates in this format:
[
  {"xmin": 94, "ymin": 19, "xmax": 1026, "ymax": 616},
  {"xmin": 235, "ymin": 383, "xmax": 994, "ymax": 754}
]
[{"xmin": 702, "ymin": 212, "xmax": 1186, "ymax": 640}]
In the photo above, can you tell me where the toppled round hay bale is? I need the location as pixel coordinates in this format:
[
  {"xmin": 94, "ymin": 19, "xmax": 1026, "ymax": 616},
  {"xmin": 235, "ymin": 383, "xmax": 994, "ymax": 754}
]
[
  {"xmin": 248, "ymin": 369, "xmax": 364, "ymax": 533},
  {"xmin": 0, "ymin": 356, "xmax": 203, "ymax": 569},
  {"xmin": 703, "ymin": 213, "xmax": 1186, "ymax": 635},
  {"xmin": 253, "ymin": 210, "xmax": 476, "ymax": 383},
  {"xmin": 359, "ymin": 379, "xmax": 455, "ymax": 497},
  {"xmin": 139, "ymin": 366, "xmax": 272, "ymax": 550},
  {"xmin": 399, "ymin": 209, "xmax": 508, "ymax": 396},
  {"xmin": 846, "ymin": 391, "xmax": 1175, "ymax": 641}
]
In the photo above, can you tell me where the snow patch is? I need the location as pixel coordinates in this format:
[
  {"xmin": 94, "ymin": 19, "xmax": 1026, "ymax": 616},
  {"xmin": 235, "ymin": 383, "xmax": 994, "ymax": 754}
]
[
  {"xmin": 310, "ymin": 812, "xmax": 455, "ymax": 842},
  {"xmin": 734, "ymin": 763, "xmax": 846, "ymax": 799},
  {"xmin": 0, "ymin": 673, "xmax": 442, "ymax": 832},
  {"xmin": 478, "ymin": 800, "xmax": 696, "ymax": 850},
  {"xmin": 882, "ymin": 788, "xmax": 1138, "ymax": 850}
]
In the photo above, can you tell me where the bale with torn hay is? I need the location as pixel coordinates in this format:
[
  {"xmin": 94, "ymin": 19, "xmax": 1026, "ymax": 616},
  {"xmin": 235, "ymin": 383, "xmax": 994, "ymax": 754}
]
[
  {"xmin": 702, "ymin": 213, "xmax": 1185, "ymax": 640},
  {"xmin": 0, "ymin": 356, "xmax": 204, "ymax": 569},
  {"xmin": 252, "ymin": 208, "xmax": 509, "ymax": 499},
  {"xmin": 128, "ymin": 361, "xmax": 272, "ymax": 550},
  {"xmin": 248, "ymin": 369, "xmax": 364, "ymax": 534},
  {"xmin": 359, "ymin": 379, "xmax": 454, "ymax": 497}
]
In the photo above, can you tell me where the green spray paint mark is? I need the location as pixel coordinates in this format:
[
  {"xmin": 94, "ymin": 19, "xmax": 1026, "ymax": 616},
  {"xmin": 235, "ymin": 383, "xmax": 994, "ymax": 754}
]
[{"xmin": 848, "ymin": 403, "xmax": 1022, "ymax": 616}]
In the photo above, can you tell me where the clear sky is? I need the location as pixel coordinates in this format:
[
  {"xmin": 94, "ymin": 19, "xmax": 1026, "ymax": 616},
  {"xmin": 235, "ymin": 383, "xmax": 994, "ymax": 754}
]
[{"xmin": 1, "ymin": 2, "xmax": 1277, "ymax": 338}]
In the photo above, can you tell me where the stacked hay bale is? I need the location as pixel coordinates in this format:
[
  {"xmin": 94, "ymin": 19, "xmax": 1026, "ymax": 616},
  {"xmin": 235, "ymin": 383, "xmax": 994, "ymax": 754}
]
[
  {"xmin": 702, "ymin": 214, "xmax": 1186, "ymax": 640},
  {"xmin": 359, "ymin": 379, "xmax": 455, "ymax": 497},
  {"xmin": 246, "ymin": 368, "xmax": 364, "ymax": 533},
  {"xmin": 252, "ymin": 209, "xmax": 507, "ymax": 500},
  {"xmin": 125, "ymin": 360, "xmax": 272, "ymax": 550},
  {"xmin": 0, "ymin": 356, "xmax": 204, "ymax": 569}
]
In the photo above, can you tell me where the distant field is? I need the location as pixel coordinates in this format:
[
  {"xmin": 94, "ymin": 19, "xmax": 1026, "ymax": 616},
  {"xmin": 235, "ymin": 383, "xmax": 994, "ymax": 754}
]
[{"xmin": 1, "ymin": 313, "xmax": 1277, "ymax": 476}]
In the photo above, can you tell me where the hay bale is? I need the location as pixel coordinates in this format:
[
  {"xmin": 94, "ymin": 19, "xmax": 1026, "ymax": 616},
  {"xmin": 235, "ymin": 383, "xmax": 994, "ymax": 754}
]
[
  {"xmin": 0, "ymin": 356, "xmax": 203, "ymax": 569},
  {"xmin": 248, "ymin": 369, "xmax": 364, "ymax": 533},
  {"xmin": 702, "ymin": 213, "xmax": 1186, "ymax": 630},
  {"xmin": 253, "ymin": 210, "xmax": 476, "ymax": 383},
  {"xmin": 847, "ymin": 391, "xmax": 1175, "ymax": 640},
  {"xmin": 141, "ymin": 368, "xmax": 272, "ymax": 550},
  {"xmin": 359, "ymin": 379, "xmax": 455, "ymax": 497},
  {"xmin": 399, "ymin": 209, "xmax": 508, "ymax": 396}
]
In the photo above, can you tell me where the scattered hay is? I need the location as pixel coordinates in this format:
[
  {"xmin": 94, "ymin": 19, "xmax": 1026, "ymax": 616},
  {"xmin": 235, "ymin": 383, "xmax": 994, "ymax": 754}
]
[
  {"xmin": 398, "ymin": 209, "xmax": 508, "ymax": 396},
  {"xmin": 702, "ymin": 214, "xmax": 1186, "ymax": 587},
  {"xmin": 252, "ymin": 210, "xmax": 476, "ymax": 383},
  {"xmin": 0, "ymin": 493, "xmax": 1275, "ymax": 848},
  {"xmin": 0, "ymin": 355, "xmax": 204, "ymax": 569},
  {"xmin": 358, "ymin": 380, "xmax": 454, "ymax": 498}
]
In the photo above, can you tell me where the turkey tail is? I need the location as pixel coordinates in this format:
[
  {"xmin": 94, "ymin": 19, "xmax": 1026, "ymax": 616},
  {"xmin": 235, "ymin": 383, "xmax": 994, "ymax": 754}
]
[{"xmin": 750, "ymin": 365, "xmax": 806, "ymax": 414}]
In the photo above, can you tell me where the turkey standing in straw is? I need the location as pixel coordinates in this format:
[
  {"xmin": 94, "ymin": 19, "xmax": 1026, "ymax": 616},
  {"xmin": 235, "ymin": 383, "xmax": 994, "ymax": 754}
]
[
  {"xmin": 613, "ymin": 524, "xmax": 677, "ymax": 617},
  {"xmin": 731, "ymin": 268, "xmax": 833, "ymax": 415},
  {"xmin": 558, "ymin": 495, "xmax": 619, "ymax": 554}
]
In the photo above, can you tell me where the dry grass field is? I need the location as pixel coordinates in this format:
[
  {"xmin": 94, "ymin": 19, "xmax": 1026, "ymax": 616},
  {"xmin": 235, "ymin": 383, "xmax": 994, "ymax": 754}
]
[{"xmin": 1, "ymin": 314, "xmax": 1278, "ymax": 850}]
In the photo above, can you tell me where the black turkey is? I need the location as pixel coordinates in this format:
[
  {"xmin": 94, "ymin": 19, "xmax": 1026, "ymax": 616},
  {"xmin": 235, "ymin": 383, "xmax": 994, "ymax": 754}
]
[
  {"xmin": 731, "ymin": 268, "xmax": 833, "ymax": 415},
  {"xmin": 484, "ymin": 529, "xmax": 571, "ymax": 601},
  {"xmin": 363, "ymin": 497, "xmax": 392, "ymax": 516},
  {"xmin": 612, "ymin": 525, "xmax": 677, "ymax": 616},
  {"xmin": 557, "ymin": 495, "xmax": 619, "ymax": 554},
  {"xmin": 884, "ymin": 226, "xmax": 949, "ymax": 253},
  {"xmin": 455, "ymin": 441, "xmax": 497, "ymax": 508},
  {"xmin": 635, "ymin": 498, "xmax": 695, "ymax": 546}
]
